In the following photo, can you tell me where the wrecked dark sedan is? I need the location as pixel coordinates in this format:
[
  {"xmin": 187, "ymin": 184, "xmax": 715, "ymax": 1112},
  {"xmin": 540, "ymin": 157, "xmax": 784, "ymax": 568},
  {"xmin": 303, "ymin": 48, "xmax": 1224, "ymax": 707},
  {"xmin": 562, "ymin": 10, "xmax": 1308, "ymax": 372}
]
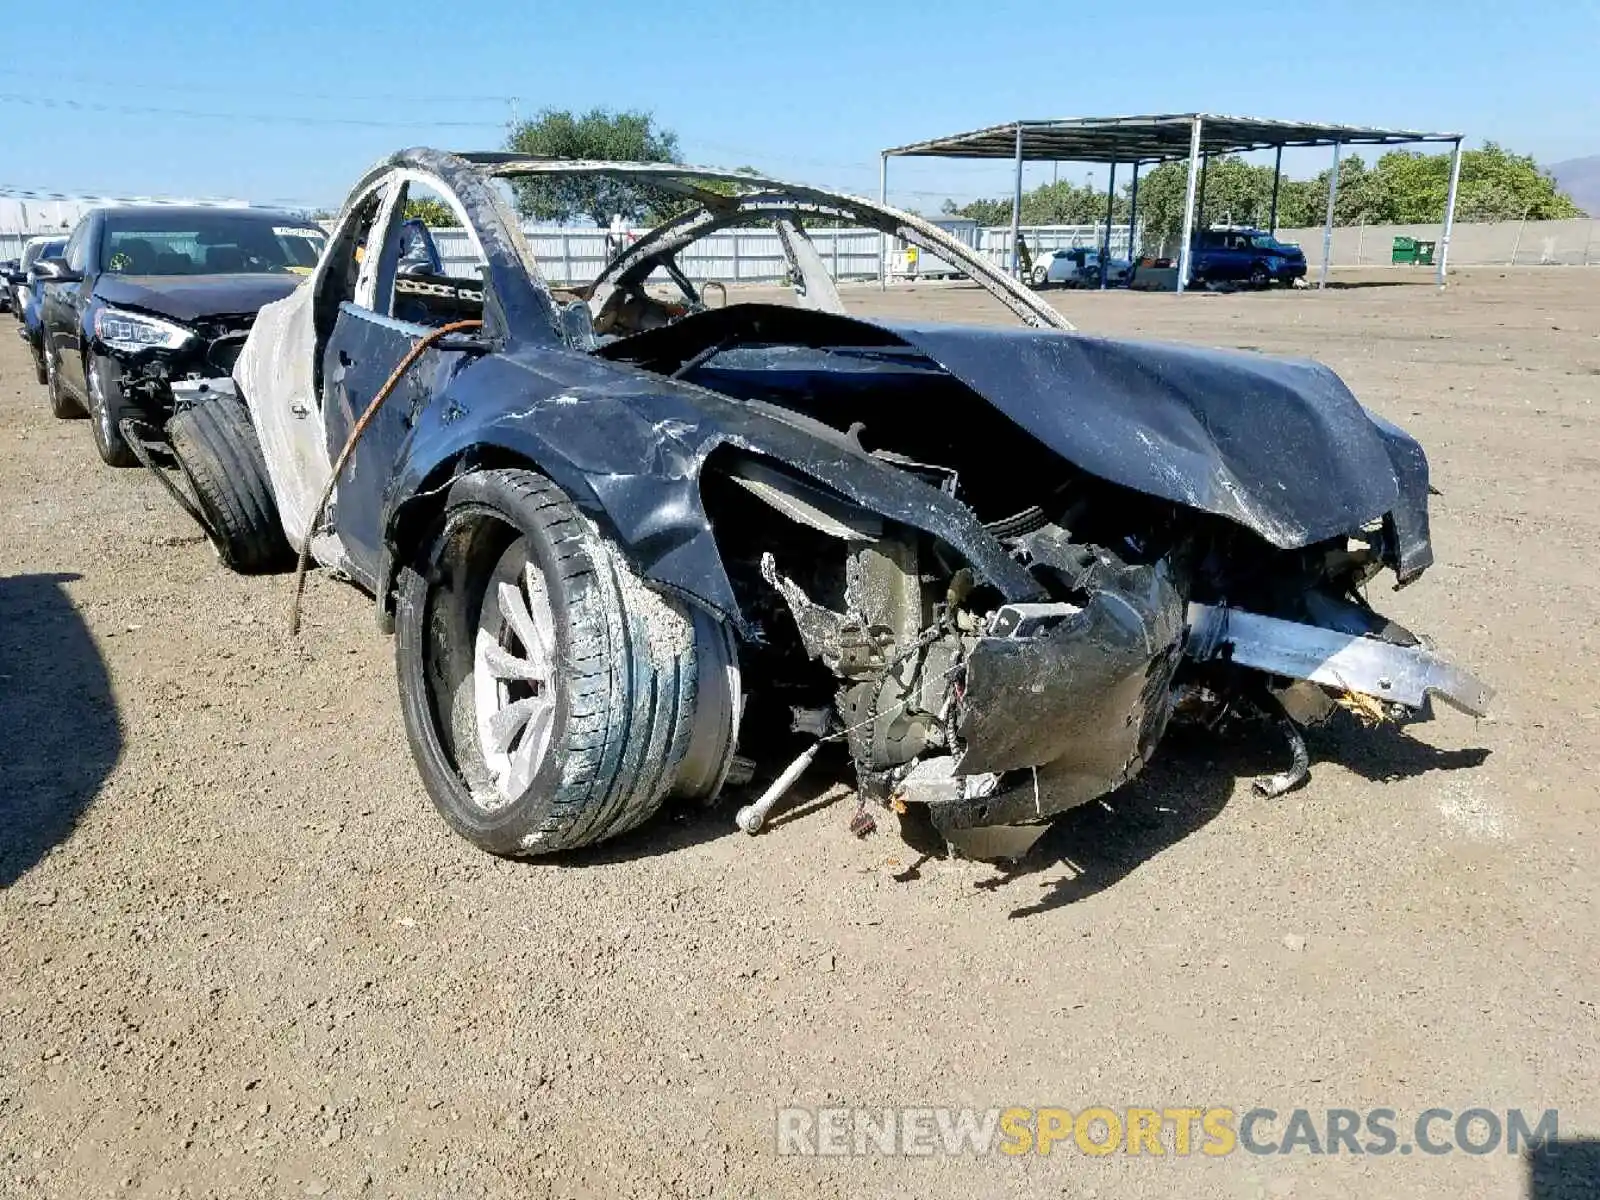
[
  {"xmin": 34, "ymin": 205, "xmax": 325, "ymax": 464},
  {"xmin": 182, "ymin": 149, "xmax": 1488, "ymax": 861}
]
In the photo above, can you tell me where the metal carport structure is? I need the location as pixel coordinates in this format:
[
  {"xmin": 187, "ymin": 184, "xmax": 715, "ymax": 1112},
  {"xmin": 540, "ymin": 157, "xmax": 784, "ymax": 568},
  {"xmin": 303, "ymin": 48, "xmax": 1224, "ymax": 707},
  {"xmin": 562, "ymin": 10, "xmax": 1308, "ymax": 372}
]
[{"xmin": 881, "ymin": 114, "xmax": 1464, "ymax": 292}]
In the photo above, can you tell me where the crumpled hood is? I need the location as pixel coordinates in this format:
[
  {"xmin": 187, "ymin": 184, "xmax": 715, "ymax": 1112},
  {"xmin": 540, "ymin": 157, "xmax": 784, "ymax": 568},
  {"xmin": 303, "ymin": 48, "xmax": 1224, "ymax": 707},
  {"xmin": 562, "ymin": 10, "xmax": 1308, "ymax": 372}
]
[
  {"xmin": 94, "ymin": 273, "xmax": 303, "ymax": 324},
  {"xmin": 595, "ymin": 304, "xmax": 1425, "ymax": 553},
  {"xmin": 875, "ymin": 320, "xmax": 1405, "ymax": 549}
]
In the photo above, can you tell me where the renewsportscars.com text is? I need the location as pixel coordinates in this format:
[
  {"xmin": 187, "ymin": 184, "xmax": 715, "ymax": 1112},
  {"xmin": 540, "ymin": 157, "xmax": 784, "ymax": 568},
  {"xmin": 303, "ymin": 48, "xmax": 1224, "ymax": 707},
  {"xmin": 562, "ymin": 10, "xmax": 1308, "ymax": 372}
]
[{"xmin": 776, "ymin": 1106, "xmax": 1558, "ymax": 1158}]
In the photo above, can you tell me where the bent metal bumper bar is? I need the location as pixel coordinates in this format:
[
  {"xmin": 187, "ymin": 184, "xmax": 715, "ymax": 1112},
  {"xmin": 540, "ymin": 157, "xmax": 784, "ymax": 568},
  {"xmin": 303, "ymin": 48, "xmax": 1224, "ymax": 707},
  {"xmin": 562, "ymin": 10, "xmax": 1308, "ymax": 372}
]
[{"xmin": 1185, "ymin": 603, "xmax": 1493, "ymax": 718}]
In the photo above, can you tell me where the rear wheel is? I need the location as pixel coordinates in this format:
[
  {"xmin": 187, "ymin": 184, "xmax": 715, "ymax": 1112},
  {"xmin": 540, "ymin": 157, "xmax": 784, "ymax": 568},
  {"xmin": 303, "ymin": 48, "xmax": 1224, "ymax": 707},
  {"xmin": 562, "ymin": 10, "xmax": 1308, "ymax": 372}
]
[
  {"xmin": 1249, "ymin": 262, "xmax": 1271, "ymax": 288},
  {"xmin": 1031, "ymin": 265, "xmax": 1048, "ymax": 288},
  {"xmin": 394, "ymin": 468, "xmax": 739, "ymax": 857},
  {"xmin": 167, "ymin": 395, "xmax": 294, "ymax": 574},
  {"xmin": 44, "ymin": 342, "xmax": 86, "ymax": 419},
  {"xmin": 29, "ymin": 337, "xmax": 47, "ymax": 386},
  {"xmin": 86, "ymin": 355, "xmax": 138, "ymax": 466}
]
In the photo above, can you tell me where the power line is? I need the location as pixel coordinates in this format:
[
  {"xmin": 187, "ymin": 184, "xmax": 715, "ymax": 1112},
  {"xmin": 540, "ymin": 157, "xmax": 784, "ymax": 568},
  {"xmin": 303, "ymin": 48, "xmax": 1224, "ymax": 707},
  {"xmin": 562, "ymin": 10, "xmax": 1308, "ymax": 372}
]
[
  {"xmin": 0, "ymin": 67, "xmax": 509, "ymax": 106},
  {"xmin": 0, "ymin": 93, "xmax": 505, "ymax": 130}
]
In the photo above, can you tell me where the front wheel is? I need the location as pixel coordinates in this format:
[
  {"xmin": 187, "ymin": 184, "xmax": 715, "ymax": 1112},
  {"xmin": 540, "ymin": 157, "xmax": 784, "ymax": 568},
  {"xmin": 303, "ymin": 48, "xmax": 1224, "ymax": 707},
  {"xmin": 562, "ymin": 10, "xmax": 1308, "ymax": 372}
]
[
  {"xmin": 29, "ymin": 337, "xmax": 47, "ymax": 386},
  {"xmin": 86, "ymin": 355, "xmax": 138, "ymax": 466},
  {"xmin": 167, "ymin": 395, "xmax": 294, "ymax": 574},
  {"xmin": 44, "ymin": 341, "xmax": 86, "ymax": 419},
  {"xmin": 1031, "ymin": 265, "xmax": 1048, "ymax": 288},
  {"xmin": 394, "ymin": 468, "xmax": 740, "ymax": 857}
]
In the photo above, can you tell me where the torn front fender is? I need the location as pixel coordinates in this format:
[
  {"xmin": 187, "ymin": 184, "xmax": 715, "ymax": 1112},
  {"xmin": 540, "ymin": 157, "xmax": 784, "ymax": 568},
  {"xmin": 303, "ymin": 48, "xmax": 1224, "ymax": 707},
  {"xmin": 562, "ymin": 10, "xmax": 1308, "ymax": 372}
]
[
  {"xmin": 937, "ymin": 558, "xmax": 1185, "ymax": 831},
  {"xmin": 379, "ymin": 346, "xmax": 1046, "ymax": 628}
]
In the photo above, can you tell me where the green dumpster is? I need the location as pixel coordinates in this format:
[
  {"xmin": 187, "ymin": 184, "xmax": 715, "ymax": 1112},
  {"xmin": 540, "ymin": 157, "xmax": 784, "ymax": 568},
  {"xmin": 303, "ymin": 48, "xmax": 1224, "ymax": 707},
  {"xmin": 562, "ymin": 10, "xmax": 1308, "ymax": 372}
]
[
  {"xmin": 1415, "ymin": 240, "xmax": 1436, "ymax": 266},
  {"xmin": 1391, "ymin": 236, "xmax": 1417, "ymax": 265}
]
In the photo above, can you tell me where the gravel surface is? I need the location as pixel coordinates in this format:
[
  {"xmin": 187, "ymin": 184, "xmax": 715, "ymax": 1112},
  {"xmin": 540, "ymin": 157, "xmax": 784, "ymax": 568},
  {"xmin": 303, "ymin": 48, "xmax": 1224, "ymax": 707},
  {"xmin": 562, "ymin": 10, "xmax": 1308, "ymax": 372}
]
[{"xmin": 1, "ymin": 268, "xmax": 1596, "ymax": 1199}]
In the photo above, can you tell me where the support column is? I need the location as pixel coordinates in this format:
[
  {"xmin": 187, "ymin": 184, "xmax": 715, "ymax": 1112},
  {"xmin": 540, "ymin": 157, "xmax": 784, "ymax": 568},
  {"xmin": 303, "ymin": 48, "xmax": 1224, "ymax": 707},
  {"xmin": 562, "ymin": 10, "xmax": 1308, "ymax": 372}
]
[
  {"xmin": 1175, "ymin": 116, "xmax": 1203, "ymax": 294},
  {"xmin": 878, "ymin": 152, "xmax": 888, "ymax": 290},
  {"xmin": 1008, "ymin": 123, "xmax": 1024, "ymax": 280},
  {"xmin": 1196, "ymin": 153, "xmax": 1210, "ymax": 231},
  {"xmin": 1268, "ymin": 145, "xmax": 1283, "ymax": 233},
  {"xmin": 1318, "ymin": 140, "xmax": 1342, "ymax": 289},
  {"xmin": 1436, "ymin": 138, "xmax": 1463, "ymax": 287},
  {"xmin": 1127, "ymin": 162, "xmax": 1141, "ymax": 264},
  {"xmin": 1099, "ymin": 161, "xmax": 1117, "ymax": 289}
]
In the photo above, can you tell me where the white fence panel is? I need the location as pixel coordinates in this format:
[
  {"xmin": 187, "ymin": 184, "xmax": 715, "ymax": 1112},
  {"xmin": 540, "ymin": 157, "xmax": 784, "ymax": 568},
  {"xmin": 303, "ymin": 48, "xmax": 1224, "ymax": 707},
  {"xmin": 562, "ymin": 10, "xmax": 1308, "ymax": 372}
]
[{"xmin": 1274, "ymin": 219, "xmax": 1600, "ymax": 268}]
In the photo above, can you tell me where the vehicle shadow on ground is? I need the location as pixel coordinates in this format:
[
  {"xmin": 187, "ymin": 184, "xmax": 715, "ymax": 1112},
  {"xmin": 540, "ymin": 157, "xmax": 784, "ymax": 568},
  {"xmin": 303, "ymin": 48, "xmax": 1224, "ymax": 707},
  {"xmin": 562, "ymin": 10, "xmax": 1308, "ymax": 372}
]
[
  {"xmin": 985, "ymin": 713, "xmax": 1491, "ymax": 920},
  {"xmin": 1310, "ymin": 713, "xmax": 1490, "ymax": 782},
  {"xmin": 1319, "ymin": 279, "xmax": 1437, "ymax": 290},
  {"xmin": 1527, "ymin": 1137, "xmax": 1600, "ymax": 1199},
  {"xmin": 0, "ymin": 574, "xmax": 121, "ymax": 889}
]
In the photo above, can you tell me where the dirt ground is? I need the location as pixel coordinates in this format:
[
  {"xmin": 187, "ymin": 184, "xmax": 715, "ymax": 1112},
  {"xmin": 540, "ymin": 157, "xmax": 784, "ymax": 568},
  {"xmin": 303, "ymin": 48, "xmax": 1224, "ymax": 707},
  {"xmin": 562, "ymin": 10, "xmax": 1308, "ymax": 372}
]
[{"xmin": 2, "ymin": 267, "xmax": 1597, "ymax": 1199}]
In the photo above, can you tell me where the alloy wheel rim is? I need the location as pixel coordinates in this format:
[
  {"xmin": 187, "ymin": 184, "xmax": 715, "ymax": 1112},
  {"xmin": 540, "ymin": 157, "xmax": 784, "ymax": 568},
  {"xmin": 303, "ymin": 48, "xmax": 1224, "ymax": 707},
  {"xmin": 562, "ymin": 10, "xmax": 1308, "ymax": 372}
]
[
  {"xmin": 89, "ymin": 360, "xmax": 111, "ymax": 444},
  {"xmin": 471, "ymin": 538, "xmax": 558, "ymax": 809}
]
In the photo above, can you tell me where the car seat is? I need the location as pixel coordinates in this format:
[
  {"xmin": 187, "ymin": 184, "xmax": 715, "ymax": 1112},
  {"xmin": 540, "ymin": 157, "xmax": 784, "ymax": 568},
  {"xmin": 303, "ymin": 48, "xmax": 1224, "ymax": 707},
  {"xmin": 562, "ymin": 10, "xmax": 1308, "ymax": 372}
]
[
  {"xmin": 112, "ymin": 238, "xmax": 159, "ymax": 274},
  {"xmin": 205, "ymin": 245, "xmax": 247, "ymax": 273}
]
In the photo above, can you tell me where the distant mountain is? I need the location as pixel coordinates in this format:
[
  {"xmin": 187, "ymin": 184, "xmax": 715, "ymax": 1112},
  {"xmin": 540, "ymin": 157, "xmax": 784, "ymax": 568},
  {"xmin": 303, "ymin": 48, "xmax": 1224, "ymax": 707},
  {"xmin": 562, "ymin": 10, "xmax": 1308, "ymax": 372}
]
[{"xmin": 1548, "ymin": 156, "xmax": 1600, "ymax": 216}]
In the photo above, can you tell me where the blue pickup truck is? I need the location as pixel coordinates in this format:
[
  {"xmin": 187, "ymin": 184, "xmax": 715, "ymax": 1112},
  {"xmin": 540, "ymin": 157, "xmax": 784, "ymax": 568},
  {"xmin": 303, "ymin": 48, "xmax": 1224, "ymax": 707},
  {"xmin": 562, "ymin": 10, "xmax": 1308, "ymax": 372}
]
[{"xmin": 1191, "ymin": 227, "xmax": 1306, "ymax": 287}]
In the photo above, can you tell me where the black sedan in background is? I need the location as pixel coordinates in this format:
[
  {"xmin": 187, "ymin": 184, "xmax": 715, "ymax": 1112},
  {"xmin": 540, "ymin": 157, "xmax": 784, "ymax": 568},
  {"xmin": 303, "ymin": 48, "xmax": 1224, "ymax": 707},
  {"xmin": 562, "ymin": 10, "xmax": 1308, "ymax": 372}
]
[{"xmin": 35, "ymin": 206, "xmax": 325, "ymax": 464}]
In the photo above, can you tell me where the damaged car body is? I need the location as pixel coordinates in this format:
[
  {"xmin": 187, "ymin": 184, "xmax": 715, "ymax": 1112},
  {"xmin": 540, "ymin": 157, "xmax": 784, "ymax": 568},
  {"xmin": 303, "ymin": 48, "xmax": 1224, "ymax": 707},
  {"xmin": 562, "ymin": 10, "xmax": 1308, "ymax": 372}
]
[{"xmin": 204, "ymin": 148, "xmax": 1488, "ymax": 861}]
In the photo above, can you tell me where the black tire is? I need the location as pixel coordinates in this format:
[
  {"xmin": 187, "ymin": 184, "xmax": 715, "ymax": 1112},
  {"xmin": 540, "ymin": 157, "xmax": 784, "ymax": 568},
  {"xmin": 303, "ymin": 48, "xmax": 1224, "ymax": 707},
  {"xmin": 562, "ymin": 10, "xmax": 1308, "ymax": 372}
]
[
  {"xmin": 167, "ymin": 395, "xmax": 294, "ymax": 574},
  {"xmin": 29, "ymin": 337, "xmax": 47, "ymax": 387},
  {"xmin": 1249, "ymin": 262, "xmax": 1271, "ymax": 288},
  {"xmin": 395, "ymin": 468, "xmax": 722, "ymax": 857},
  {"xmin": 44, "ymin": 341, "xmax": 86, "ymax": 419},
  {"xmin": 86, "ymin": 354, "xmax": 138, "ymax": 466}
]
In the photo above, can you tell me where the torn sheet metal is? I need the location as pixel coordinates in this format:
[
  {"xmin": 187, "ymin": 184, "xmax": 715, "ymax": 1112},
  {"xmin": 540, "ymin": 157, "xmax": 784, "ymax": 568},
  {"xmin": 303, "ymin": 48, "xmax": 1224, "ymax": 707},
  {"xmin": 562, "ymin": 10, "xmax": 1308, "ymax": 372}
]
[
  {"xmin": 233, "ymin": 282, "xmax": 348, "ymax": 568},
  {"xmin": 955, "ymin": 559, "xmax": 1184, "ymax": 780}
]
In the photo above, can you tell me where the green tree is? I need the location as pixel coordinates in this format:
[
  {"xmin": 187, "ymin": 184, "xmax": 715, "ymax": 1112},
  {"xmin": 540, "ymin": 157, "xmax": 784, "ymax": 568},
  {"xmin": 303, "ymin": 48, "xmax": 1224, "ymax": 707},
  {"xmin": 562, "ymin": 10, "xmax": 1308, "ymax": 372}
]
[
  {"xmin": 941, "ymin": 196, "xmax": 1010, "ymax": 224},
  {"xmin": 402, "ymin": 197, "xmax": 456, "ymax": 227},
  {"xmin": 505, "ymin": 108, "xmax": 682, "ymax": 224},
  {"xmin": 942, "ymin": 180, "xmax": 1126, "ymax": 227},
  {"xmin": 1368, "ymin": 143, "xmax": 1583, "ymax": 221}
]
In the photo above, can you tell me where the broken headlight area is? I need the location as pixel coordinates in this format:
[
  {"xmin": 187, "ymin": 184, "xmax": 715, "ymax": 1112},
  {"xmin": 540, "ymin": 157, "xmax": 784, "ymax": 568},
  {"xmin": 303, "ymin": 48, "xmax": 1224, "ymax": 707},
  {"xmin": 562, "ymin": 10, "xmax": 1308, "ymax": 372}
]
[
  {"xmin": 708, "ymin": 455, "xmax": 1489, "ymax": 861},
  {"xmin": 93, "ymin": 309, "xmax": 252, "ymax": 414},
  {"xmin": 94, "ymin": 305, "xmax": 196, "ymax": 354}
]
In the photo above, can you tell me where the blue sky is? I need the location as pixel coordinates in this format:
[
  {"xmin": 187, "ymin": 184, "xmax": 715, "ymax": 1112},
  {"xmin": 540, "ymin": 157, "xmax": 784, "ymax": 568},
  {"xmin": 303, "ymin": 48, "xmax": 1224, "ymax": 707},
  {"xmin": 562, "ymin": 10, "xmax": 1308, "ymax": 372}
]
[{"xmin": 1, "ymin": 0, "xmax": 1594, "ymax": 211}]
